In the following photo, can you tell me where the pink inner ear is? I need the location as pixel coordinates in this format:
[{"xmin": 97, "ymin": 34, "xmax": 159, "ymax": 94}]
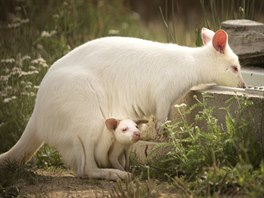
[
  {"xmin": 212, "ymin": 30, "xmax": 227, "ymax": 54},
  {"xmin": 202, "ymin": 34, "xmax": 211, "ymax": 45},
  {"xmin": 201, "ymin": 28, "xmax": 215, "ymax": 45},
  {"xmin": 105, "ymin": 118, "xmax": 118, "ymax": 131}
]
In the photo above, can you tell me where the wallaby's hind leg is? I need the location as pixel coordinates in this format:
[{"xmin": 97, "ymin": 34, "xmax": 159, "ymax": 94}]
[{"xmin": 0, "ymin": 116, "xmax": 43, "ymax": 166}]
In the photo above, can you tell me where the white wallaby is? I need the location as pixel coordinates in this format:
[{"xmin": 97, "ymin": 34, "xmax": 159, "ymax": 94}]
[
  {"xmin": 104, "ymin": 118, "xmax": 148, "ymax": 171},
  {"xmin": 0, "ymin": 28, "xmax": 246, "ymax": 180}
]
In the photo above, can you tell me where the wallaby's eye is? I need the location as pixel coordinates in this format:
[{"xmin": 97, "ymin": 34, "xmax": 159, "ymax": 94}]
[
  {"xmin": 231, "ymin": 65, "xmax": 238, "ymax": 73},
  {"xmin": 135, "ymin": 125, "xmax": 139, "ymax": 129},
  {"xmin": 122, "ymin": 127, "xmax": 128, "ymax": 132}
]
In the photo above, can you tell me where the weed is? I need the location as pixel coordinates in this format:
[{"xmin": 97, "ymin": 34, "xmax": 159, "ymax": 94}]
[
  {"xmin": 110, "ymin": 177, "xmax": 160, "ymax": 198},
  {"xmin": 0, "ymin": 161, "xmax": 36, "ymax": 197},
  {"xmin": 35, "ymin": 144, "xmax": 65, "ymax": 168},
  {"xmin": 131, "ymin": 94, "xmax": 264, "ymax": 196}
]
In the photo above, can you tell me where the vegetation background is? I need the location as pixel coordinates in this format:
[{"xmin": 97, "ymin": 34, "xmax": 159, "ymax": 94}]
[{"xmin": 0, "ymin": 0, "xmax": 264, "ymax": 197}]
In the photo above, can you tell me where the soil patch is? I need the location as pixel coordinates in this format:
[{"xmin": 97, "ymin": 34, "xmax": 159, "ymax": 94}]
[{"xmin": 18, "ymin": 169, "xmax": 115, "ymax": 197}]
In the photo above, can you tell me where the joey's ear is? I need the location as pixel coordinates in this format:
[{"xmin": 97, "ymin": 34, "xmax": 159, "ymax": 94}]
[
  {"xmin": 201, "ymin": 27, "xmax": 215, "ymax": 45},
  {"xmin": 105, "ymin": 118, "xmax": 119, "ymax": 131},
  {"xmin": 134, "ymin": 119, "xmax": 148, "ymax": 125},
  {"xmin": 212, "ymin": 30, "xmax": 227, "ymax": 54}
]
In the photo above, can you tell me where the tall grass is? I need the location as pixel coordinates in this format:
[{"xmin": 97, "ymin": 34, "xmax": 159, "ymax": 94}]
[
  {"xmin": 130, "ymin": 94, "xmax": 264, "ymax": 197},
  {"xmin": 200, "ymin": 0, "xmax": 264, "ymax": 30},
  {"xmin": 159, "ymin": 0, "xmax": 264, "ymax": 45}
]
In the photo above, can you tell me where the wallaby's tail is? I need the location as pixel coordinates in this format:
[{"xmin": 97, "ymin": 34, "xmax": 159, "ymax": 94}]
[{"xmin": 0, "ymin": 116, "xmax": 43, "ymax": 166}]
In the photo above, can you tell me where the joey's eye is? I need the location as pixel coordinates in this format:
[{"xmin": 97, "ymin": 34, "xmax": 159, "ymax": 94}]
[
  {"xmin": 122, "ymin": 127, "xmax": 128, "ymax": 132},
  {"xmin": 231, "ymin": 66, "xmax": 238, "ymax": 73},
  {"xmin": 135, "ymin": 125, "xmax": 139, "ymax": 129}
]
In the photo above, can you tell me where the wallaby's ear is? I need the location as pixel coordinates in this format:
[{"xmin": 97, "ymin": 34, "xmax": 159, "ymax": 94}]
[
  {"xmin": 105, "ymin": 118, "xmax": 119, "ymax": 131},
  {"xmin": 212, "ymin": 30, "xmax": 227, "ymax": 54},
  {"xmin": 134, "ymin": 119, "xmax": 148, "ymax": 125},
  {"xmin": 201, "ymin": 27, "xmax": 215, "ymax": 45}
]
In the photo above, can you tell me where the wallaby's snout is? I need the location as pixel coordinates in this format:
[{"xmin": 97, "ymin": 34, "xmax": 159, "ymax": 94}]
[{"xmin": 238, "ymin": 81, "xmax": 246, "ymax": 88}]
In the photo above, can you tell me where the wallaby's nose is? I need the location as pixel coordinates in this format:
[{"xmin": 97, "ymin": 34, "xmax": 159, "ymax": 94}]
[{"xmin": 238, "ymin": 81, "xmax": 246, "ymax": 88}]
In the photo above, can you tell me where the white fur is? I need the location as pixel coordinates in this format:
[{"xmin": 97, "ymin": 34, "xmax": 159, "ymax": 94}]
[
  {"xmin": 0, "ymin": 28, "xmax": 245, "ymax": 180},
  {"xmin": 105, "ymin": 119, "xmax": 144, "ymax": 171}
]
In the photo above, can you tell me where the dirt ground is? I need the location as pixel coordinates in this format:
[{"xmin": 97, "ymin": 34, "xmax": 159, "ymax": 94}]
[
  {"xmin": 14, "ymin": 169, "xmax": 180, "ymax": 198},
  {"xmin": 17, "ymin": 169, "xmax": 116, "ymax": 197}
]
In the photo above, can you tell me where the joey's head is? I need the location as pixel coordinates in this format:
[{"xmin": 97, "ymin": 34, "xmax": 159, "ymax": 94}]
[
  {"xmin": 201, "ymin": 28, "xmax": 246, "ymax": 88},
  {"xmin": 105, "ymin": 118, "xmax": 148, "ymax": 144}
]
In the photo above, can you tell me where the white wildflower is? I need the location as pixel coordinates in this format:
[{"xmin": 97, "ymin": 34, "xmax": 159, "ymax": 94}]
[
  {"xmin": 19, "ymin": 70, "xmax": 39, "ymax": 77},
  {"xmin": 0, "ymin": 75, "xmax": 9, "ymax": 81},
  {"xmin": 0, "ymin": 91, "xmax": 7, "ymax": 97},
  {"xmin": 164, "ymin": 120, "xmax": 172, "ymax": 124},
  {"xmin": 4, "ymin": 68, "xmax": 10, "ymax": 74},
  {"xmin": 29, "ymin": 65, "xmax": 37, "ymax": 70},
  {"xmin": 174, "ymin": 103, "xmax": 187, "ymax": 108},
  {"xmin": 29, "ymin": 92, "xmax": 35, "ymax": 96},
  {"xmin": 5, "ymin": 86, "xmax": 12, "ymax": 91},
  {"xmin": 3, "ymin": 96, "xmax": 17, "ymax": 103},
  {"xmin": 36, "ymin": 44, "xmax": 43, "ymax": 50},
  {"xmin": 41, "ymin": 30, "xmax": 56, "ymax": 38},
  {"xmin": 34, "ymin": 85, "xmax": 39, "ymax": 89},
  {"xmin": 108, "ymin": 29, "xmax": 119, "ymax": 35},
  {"xmin": 20, "ymin": 19, "xmax": 29, "ymax": 24},
  {"xmin": 10, "ymin": 67, "xmax": 22, "ymax": 75},
  {"xmin": 21, "ymin": 92, "xmax": 35, "ymax": 97},
  {"xmin": 23, "ymin": 81, "xmax": 33, "ymax": 89},
  {"xmin": 25, "ymin": 84, "xmax": 32, "ymax": 89},
  {"xmin": 131, "ymin": 12, "xmax": 140, "ymax": 20},
  {"xmin": 1, "ymin": 58, "xmax": 15, "ymax": 64},
  {"xmin": 31, "ymin": 57, "xmax": 48, "ymax": 67},
  {"xmin": 7, "ymin": 22, "xmax": 21, "ymax": 28},
  {"xmin": 7, "ymin": 17, "xmax": 29, "ymax": 29},
  {"xmin": 10, "ymin": 16, "xmax": 21, "ymax": 22},
  {"xmin": 0, "ymin": 122, "xmax": 4, "ymax": 128},
  {"xmin": 53, "ymin": 14, "xmax": 60, "ymax": 19},
  {"xmin": 15, "ymin": 6, "xmax": 21, "ymax": 11},
  {"xmin": 22, "ymin": 55, "xmax": 31, "ymax": 62}
]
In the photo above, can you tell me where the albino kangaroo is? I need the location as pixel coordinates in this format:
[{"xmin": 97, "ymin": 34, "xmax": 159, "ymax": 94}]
[
  {"xmin": 105, "ymin": 118, "xmax": 148, "ymax": 171},
  {"xmin": 0, "ymin": 28, "xmax": 246, "ymax": 180}
]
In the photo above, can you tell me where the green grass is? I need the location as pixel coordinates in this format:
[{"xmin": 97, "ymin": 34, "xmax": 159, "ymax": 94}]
[
  {"xmin": 0, "ymin": 161, "xmax": 37, "ymax": 197},
  {"xmin": 130, "ymin": 94, "xmax": 264, "ymax": 197}
]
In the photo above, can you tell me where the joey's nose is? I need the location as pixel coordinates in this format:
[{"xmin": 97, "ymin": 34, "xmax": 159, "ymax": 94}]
[{"xmin": 133, "ymin": 132, "xmax": 140, "ymax": 141}]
